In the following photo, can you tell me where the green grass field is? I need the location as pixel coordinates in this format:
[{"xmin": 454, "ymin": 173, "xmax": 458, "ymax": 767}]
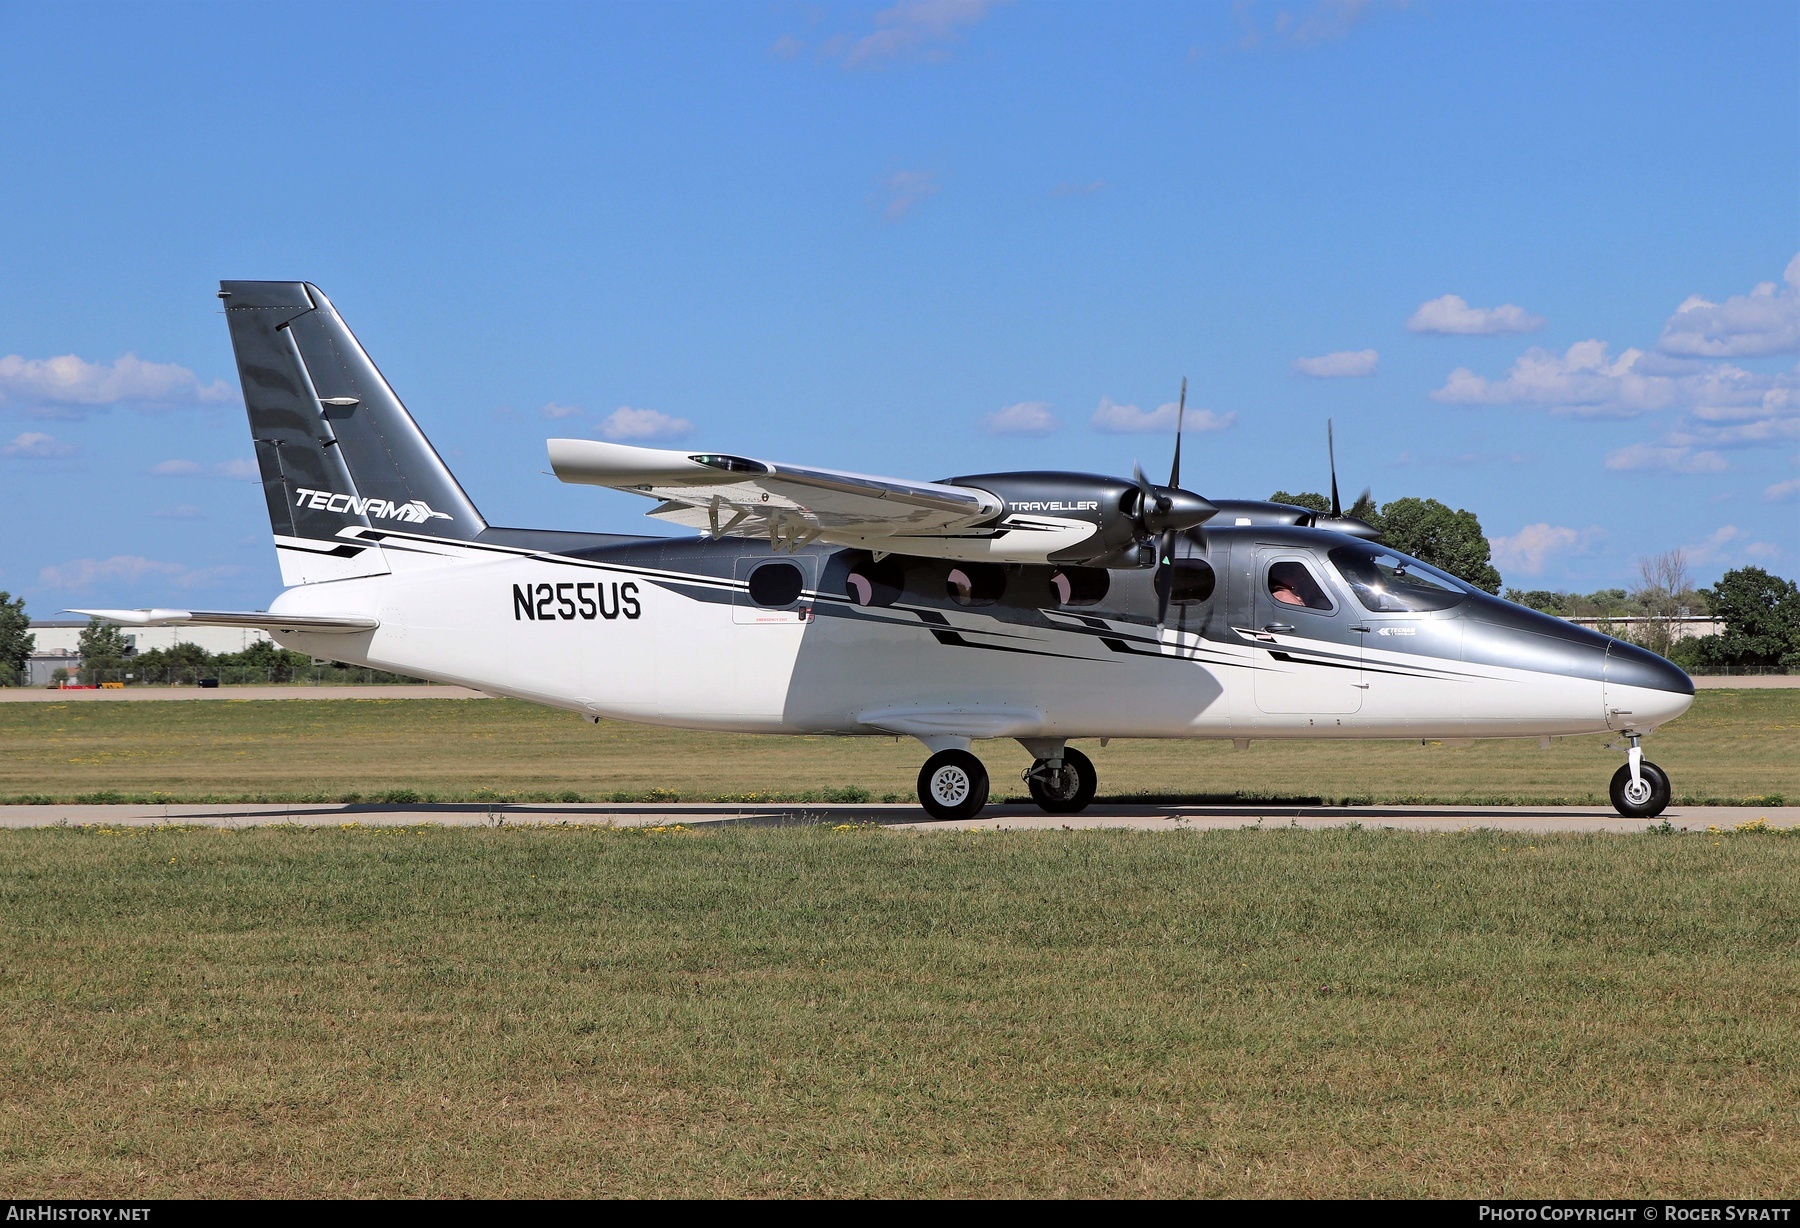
[
  {"xmin": 2, "ymin": 824, "xmax": 1796, "ymax": 1197},
  {"xmin": 1, "ymin": 688, "xmax": 1793, "ymax": 806}
]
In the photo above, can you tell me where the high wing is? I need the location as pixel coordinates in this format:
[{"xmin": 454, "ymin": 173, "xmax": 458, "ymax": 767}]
[
  {"xmin": 547, "ymin": 439, "xmax": 1005, "ymax": 553},
  {"xmin": 69, "ymin": 609, "xmax": 379, "ymax": 634}
]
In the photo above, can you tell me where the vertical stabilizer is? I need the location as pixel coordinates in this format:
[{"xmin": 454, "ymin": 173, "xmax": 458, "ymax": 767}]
[{"xmin": 220, "ymin": 280, "xmax": 487, "ymax": 582}]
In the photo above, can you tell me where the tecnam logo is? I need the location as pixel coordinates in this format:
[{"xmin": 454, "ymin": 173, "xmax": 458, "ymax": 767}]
[{"xmin": 293, "ymin": 488, "xmax": 453, "ymax": 523}]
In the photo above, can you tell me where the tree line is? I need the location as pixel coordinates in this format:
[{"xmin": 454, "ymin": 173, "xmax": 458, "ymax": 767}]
[{"xmin": 0, "ymin": 601, "xmax": 415, "ymax": 686}]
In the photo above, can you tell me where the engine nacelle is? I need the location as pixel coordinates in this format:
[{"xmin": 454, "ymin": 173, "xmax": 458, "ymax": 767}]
[
  {"xmin": 1210, "ymin": 499, "xmax": 1382, "ymax": 541},
  {"xmin": 942, "ymin": 471, "xmax": 1213, "ymax": 568}
]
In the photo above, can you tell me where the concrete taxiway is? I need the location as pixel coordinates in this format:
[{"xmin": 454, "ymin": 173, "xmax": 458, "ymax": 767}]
[{"xmin": 1, "ymin": 801, "xmax": 1792, "ymax": 833}]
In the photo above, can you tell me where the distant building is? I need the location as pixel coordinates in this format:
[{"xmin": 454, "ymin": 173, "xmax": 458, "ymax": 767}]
[
  {"xmin": 1563, "ymin": 614, "xmax": 1721, "ymax": 643},
  {"xmin": 24, "ymin": 619, "xmax": 272, "ymax": 686}
]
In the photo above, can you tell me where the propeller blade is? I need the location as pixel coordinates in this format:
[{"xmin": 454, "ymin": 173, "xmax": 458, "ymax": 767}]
[
  {"xmin": 1328, "ymin": 418, "xmax": 1341, "ymax": 519},
  {"xmin": 1169, "ymin": 377, "xmax": 1186, "ymax": 488},
  {"xmin": 1132, "ymin": 461, "xmax": 1167, "ymax": 523}
]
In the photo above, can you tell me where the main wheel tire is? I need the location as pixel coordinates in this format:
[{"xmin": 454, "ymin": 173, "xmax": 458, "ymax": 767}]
[
  {"xmin": 1610, "ymin": 760, "xmax": 1671, "ymax": 818},
  {"xmin": 1027, "ymin": 747, "xmax": 1098, "ymax": 814},
  {"xmin": 917, "ymin": 749, "xmax": 990, "ymax": 822}
]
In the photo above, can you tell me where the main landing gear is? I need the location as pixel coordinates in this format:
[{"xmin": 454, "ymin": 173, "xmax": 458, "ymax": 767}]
[
  {"xmin": 913, "ymin": 741, "xmax": 1100, "ymax": 821},
  {"xmin": 917, "ymin": 749, "xmax": 990, "ymax": 822},
  {"xmin": 1609, "ymin": 734, "xmax": 1671, "ymax": 818},
  {"xmin": 1024, "ymin": 747, "xmax": 1098, "ymax": 814}
]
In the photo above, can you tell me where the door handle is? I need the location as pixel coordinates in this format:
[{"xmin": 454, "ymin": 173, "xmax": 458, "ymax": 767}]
[
  {"xmin": 1349, "ymin": 624, "xmax": 1370, "ymax": 633},
  {"xmin": 1261, "ymin": 623, "xmax": 1294, "ymax": 634}
]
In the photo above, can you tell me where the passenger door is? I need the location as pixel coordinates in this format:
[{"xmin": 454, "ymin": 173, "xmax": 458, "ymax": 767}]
[{"xmin": 1250, "ymin": 550, "xmax": 1363, "ymax": 715}]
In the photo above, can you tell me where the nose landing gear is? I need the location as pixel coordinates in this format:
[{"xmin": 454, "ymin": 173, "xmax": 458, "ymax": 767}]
[{"xmin": 1609, "ymin": 734, "xmax": 1671, "ymax": 818}]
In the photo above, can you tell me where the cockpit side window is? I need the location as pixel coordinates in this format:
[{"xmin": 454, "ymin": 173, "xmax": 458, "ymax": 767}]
[
  {"xmin": 1266, "ymin": 560, "xmax": 1333, "ymax": 612},
  {"xmin": 1328, "ymin": 546, "xmax": 1471, "ymax": 613}
]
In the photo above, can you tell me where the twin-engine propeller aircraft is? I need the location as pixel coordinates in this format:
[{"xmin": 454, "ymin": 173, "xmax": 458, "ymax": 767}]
[{"xmin": 77, "ymin": 282, "xmax": 1694, "ymax": 819}]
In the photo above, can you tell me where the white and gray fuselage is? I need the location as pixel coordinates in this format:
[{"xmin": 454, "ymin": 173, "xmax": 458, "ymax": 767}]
[{"xmin": 265, "ymin": 522, "xmax": 1693, "ymax": 746}]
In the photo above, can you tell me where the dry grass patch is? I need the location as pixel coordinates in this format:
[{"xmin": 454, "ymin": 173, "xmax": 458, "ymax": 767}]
[{"xmin": 0, "ymin": 689, "xmax": 1792, "ymax": 806}]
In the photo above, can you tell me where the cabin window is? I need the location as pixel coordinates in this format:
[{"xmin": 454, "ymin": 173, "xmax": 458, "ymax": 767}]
[
  {"xmin": 1049, "ymin": 567, "xmax": 1109, "ymax": 607},
  {"xmin": 843, "ymin": 556, "xmax": 906, "ymax": 607},
  {"xmin": 1328, "ymin": 546, "xmax": 1470, "ymax": 613},
  {"xmin": 747, "ymin": 561, "xmax": 805, "ymax": 608},
  {"xmin": 1162, "ymin": 559, "xmax": 1216, "ymax": 605},
  {"xmin": 1266, "ymin": 560, "xmax": 1333, "ymax": 612},
  {"xmin": 946, "ymin": 563, "xmax": 1005, "ymax": 607}
]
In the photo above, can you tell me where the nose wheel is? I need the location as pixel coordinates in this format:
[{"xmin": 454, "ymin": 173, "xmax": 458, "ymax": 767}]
[
  {"xmin": 1026, "ymin": 747, "xmax": 1098, "ymax": 814},
  {"xmin": 1609, "ymin": 735, "xmax": 1671, "ymax": 817},
  {"xmin": 917, "ymin": 749, "xmax": 990, "ymax": 822}
]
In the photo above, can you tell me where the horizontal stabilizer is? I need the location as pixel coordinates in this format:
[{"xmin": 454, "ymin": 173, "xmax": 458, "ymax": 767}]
[{"xmin": 68, "ymin": 608, "xmax": 379, "ymax": 634}]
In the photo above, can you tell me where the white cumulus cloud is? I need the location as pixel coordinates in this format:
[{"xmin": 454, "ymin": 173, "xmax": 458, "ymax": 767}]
[
  {"xmin": 0, "ymin": 353, "xmax": 232, "ymax": 418},
  {"xmin": 1764, "ymin": 475, "xmax": 1800, "ymax": 502},
  {"xmin": 1432, "ymin": 340, "xmax": 1679, "ymax": 418},
  {"xmin": 1439, "ymin": 257, "xmax": 1800, "ymax": 479},
  {"xmin": 152, "ymin": 459, "xmax": 204, "ymax": 475},
  {"xmin": 1407, "ymin": 295, "xmax": 1545, "ymax": 336},
  {"xmin": 1, "ymin": 431, "xmax": 74, "ymax": 458},
  {"xmin": 1487, "ymin": 523, "xmax": 1589, "ymax": 575},
  {"xmin": 1678, "ymin": 525, "xmax": 1759, "ymax": 568},
  {"xmin": 598, "ymin": 406, "xmax": 693, "ymax": 441},
  {"xmin": 1292, "ymin": 349, "xmax": 1378, "ymax": 378},
  {"xmin": 541, "ymin": 402, "xmax": 582, "ymax": 420},
  {"xmin": 214, "ymin": 458, "xmax": 258, "ymax": 480},
  {"xmin": 983, "ymin": 401, "xmax": 1058, "ymax": 436},
  {"xmin": 1658, "ymin": 253, "xmax": 1800, "ymax": 358},
  {"xmin": 1603, "ymin": 442, "xmax": 1728, "ymax": 474},
  {"xmin": 1091, "ymin": 397, "xmax": 1237, "ymax": 435}
]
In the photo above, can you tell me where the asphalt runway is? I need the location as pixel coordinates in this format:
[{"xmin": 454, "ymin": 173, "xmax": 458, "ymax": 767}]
[{"xmin": 2, "ymin": 800, "xmax": 1792, "ymax": 833}]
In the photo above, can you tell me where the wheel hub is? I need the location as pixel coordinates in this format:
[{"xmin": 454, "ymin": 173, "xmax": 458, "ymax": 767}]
[
  {"xmin": 1039, "ymin": 764, "xmax": 1079, "ymax": 801},
  {"xmin": 1623, "ymin": 777, "xmax": 1654, "ymax": 806},
  {"xmin": 930, "ymin": 766, "xmax": 971, "ymax": 806}
]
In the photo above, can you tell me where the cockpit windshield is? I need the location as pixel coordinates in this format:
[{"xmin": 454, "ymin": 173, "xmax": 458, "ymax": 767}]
[{"xmin": 1328, "ymin": 545, "xmax": 1473, "ymax": 613}]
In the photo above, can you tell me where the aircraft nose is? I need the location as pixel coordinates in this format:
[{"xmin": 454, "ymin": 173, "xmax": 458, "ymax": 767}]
[
  {"xmin": 1607, "ymin": 640, "xmax": 1695, "ymax": 697},
  {"xmin": 1606, "ymin": 640, "xmax": 1695, "ymax": 732}
]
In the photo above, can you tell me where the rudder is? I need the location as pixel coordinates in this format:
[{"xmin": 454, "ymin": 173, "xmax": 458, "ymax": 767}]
[{"xmin": 220, "ymin": 281, "xmax": 487, "ymax": 574}]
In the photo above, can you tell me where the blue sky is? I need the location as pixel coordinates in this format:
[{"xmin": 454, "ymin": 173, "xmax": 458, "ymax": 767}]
[{"xmin": 1, "ymin": 0, "xmax": 1795, "ymax": 615}]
